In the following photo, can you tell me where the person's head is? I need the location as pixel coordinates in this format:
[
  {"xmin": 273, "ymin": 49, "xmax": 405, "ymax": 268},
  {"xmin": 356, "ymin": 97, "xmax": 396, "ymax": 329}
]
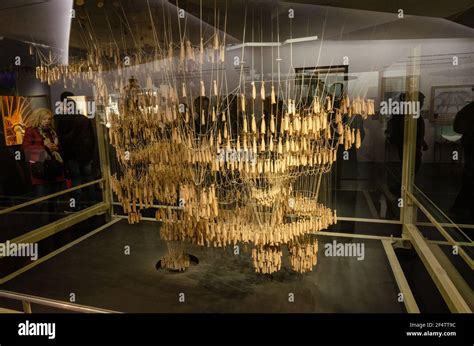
[
  {"xmin": 31, "ymin": 108, "xmax": 53, "ymax": 130},
  {"xmin": 418, "ymin": 92, "xmax": 425, "ymax": 109},
  {"xmin": 63, "ymin": 98, "xmax": 78, "ymax": 115},
  {"xmin": 60, "ymin": 91, "xmax": 74, "ymax": 102},
  {"xmin": 399, "ymin": 92, "xmax": 425, "ymax": 108},
  {"xmin": 399, "ymin": 92, "xmax": 407, "ymax": 102}
]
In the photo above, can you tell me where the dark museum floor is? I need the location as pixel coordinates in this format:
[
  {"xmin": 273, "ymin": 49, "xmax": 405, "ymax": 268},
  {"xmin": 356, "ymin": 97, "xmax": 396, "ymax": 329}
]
[{"xmin": 0, "ymin": 219, "xmax": 405, "ymax": 313}]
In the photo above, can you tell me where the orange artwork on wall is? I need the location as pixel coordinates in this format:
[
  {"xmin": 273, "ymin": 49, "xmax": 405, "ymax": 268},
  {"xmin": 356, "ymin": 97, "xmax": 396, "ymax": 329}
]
[{"xmin": 1, "ymin": 96, "xmax": 32, "ymax": 146}]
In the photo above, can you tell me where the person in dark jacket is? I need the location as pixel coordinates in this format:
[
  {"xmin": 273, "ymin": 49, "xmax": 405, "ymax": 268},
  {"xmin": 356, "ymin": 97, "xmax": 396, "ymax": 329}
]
[
  {"xmin": 451, "ymin": 101, "xmax": 474, "ymax": 222},
  {"xmin": 386, "ymin": 92, "xmax": 428, "ymax": 198},
  {"xmin": 55, "ymin": 92, "xmax": 96, "ymax": 210},
  {"xmin": 387, "ymin": 92, "xmax": 428, "ymax": 174}
]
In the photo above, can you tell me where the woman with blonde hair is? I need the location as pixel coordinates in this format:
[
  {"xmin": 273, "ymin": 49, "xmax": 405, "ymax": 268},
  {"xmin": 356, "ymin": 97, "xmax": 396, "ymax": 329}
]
[{"xmin": 22, "ymin": 108, "xmax": 65, "ymax": 207}]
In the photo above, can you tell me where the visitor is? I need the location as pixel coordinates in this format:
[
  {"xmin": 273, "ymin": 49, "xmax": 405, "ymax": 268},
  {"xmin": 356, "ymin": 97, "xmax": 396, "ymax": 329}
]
[
  {"xmin": 451, "ymin": 101, "xmax": 474, "ymax": 223},
  {"xmin": 55, "ymin": 92, "xmax": 96, "ymax": 210},
  {"xmin": 22, "ymin": 108, "xmax": 66, "ymax": 222},
  {"xmin": 386, "ymin": 92, "xmax": 428, "ymax": 197}
]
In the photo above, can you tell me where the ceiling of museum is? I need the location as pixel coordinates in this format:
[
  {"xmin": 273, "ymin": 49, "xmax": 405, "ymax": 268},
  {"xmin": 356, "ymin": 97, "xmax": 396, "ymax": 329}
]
[
  {"xmin": 66, "ymin": 0, "xmax": 474, "ymax": 51},
  {"xmin": 0, "ymin": 0, "xmax": 473, "ymax": 57}
]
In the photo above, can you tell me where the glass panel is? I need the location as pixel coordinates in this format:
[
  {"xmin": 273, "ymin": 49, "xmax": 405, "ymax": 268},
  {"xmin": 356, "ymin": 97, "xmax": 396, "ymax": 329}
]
[
  {"xmin": 0, "ymin": 47, "xmax": 105, "ymax": 246},
  {"xmin": 412, "ymin": 185, "xmax": 473, "ymax": 287},
  {"xmin": 0, "ymin": 184, "xmax": 103, "ymax": 243},
  {"xmin": 413, "ymin": 185, "xmax": 472, "ymax": 243},
  {"xmin": 291, "ymin": 66, "xmax": 404, "ymax": 221},
  {"xmin": 412, "ymin": 85, "xmax": 474, "ymax": 226}
]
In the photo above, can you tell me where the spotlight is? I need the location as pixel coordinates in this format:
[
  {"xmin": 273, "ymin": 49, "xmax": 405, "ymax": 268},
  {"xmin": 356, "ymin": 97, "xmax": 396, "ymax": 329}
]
[{"xmin": 96, "ymin": 0, "xmax": 104, "ymax": 8}]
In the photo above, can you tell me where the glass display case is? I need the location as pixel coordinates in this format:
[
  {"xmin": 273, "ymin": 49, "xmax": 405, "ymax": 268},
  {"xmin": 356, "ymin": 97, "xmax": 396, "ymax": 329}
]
[{"xmin": 0, "ymin": 0, "xmax": 472, "ymax": 322}]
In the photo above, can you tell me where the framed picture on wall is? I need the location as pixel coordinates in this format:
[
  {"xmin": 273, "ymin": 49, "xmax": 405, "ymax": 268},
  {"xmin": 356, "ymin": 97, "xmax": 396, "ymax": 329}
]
[
  {"xmin": 380, "ymin": 76, "xmax": 405, "ymax": 105},
  {"xmin": 1, "ymin": 94, "xmax": 50, "ymax": 146},
  {"xmin": 430, "ymin": 85, "xmax": 474, "ymax": 121},
  {"xmin": 295, "ymin": 65, "xmax": 349, "ymax": 108},
  {"xmin": 429, "ymin": 85, "xmax": 473, "ymax": 152}
]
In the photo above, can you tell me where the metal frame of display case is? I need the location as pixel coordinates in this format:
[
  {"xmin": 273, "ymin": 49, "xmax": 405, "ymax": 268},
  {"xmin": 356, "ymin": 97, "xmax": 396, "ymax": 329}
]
[
  {"xmin": 396, "ymin": 48, "xmax": 472, "ymax": 312},
  {"xmin": 0, "ymin": 290, "xmax": 119, "ymax": 313}
]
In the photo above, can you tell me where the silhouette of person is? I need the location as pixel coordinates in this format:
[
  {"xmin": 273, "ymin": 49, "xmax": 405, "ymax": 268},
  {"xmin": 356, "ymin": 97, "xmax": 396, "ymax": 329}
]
[
  {"xmin": 55, "ymin": 92, "xmax": 96, "ymax": 210},
  {"xmin": 386, "ymin": 92, "xmax": 428, "ymax": 198},
  {"xmin": 387, "ymin": 92, "xmax": 428, "ymax": 174},
  {"xmin": 451, "ymin": 101, "xmax": 474, "ymax": 222}
]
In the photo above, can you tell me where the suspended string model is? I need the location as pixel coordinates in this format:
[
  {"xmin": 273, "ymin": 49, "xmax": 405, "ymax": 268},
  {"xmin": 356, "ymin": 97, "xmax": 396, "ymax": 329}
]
[{"xmin": 34, "ymin": 1, "xmax": 375, "ymax": 274}]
